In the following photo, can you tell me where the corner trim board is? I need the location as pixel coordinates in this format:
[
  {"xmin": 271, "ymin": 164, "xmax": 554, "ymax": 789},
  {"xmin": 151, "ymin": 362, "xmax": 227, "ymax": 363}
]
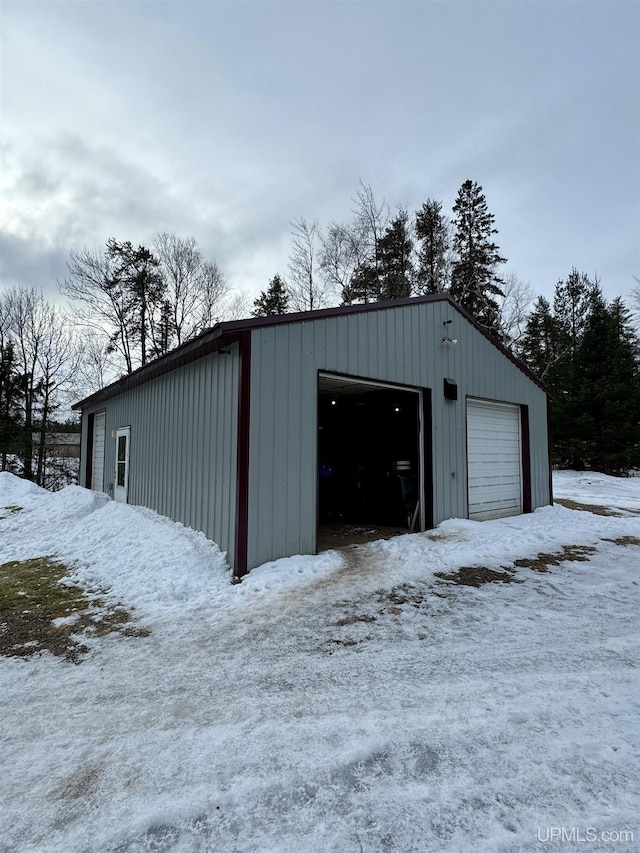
[
  {"xmin": 520, "ymin": 404, "xmax": 532, "ymax": 513},
  {"xmin": 547, "ymin": 396, "xmax": 554, "ymax": 505},
  {"xmin": 422, "ymin": 388, "xmax": 434, "ymax": 529},
  {"xmin": 234, "ymin": 331, "xmax": 252, "ymax": 577}
]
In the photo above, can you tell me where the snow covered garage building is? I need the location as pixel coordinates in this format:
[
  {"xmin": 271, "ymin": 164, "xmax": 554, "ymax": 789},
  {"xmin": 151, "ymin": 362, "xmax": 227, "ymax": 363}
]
[{"xmin": 74, "ymin": 295, "xmax": 552, "ymax": 576}]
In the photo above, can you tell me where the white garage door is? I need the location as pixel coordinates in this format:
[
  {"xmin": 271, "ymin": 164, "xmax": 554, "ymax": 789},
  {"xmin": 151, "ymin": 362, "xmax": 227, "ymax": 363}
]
[
  {"xmin": 91, "ymin": 411, "xmax": 106, "ymax": 492},
  {"xmin": 467, "ymin": 399, "xmax": 522, "ymax": 521}
]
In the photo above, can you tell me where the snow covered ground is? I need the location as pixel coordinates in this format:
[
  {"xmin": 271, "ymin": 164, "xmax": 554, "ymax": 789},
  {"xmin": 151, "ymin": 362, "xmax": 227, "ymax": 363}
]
[{"xmin": 1, "ymin": 471, "xmax": 638, "ymax": 852}]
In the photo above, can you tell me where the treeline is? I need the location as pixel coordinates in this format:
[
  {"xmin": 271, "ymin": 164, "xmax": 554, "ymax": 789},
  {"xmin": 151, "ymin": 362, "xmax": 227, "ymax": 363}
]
[
  {"xmin": 0, "ymin": 288, "xmax": 78, "ymax": 487},
  {"xmin": 254, "ymin": 179, "xmax": 640, "ymax": 475},
  {"xmin": 1, "ymin": 181, "xmax": 639, "ymax": 485},
  {"xmin": 520, "ymin": 272, "xmax": 640, "ymax": 474},
  {"xmin": 254, "ymin": 179, "xmax": 515, "ymax": 337},
  {"xmin": 0, "ymin": 233, "xmax": 241, "ymax": 485}
]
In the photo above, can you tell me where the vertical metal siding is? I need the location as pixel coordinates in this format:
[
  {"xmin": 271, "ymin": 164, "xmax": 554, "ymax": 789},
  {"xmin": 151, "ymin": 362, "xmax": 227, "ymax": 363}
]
[
  {"xmin": 79, "ymin": 344, "xmax": 239, "ymax": 567},
  {"xmin": 248, "ymin": 302, "xmax": 549, "ymax": 569},
  {"xmin": 78, "ymin": 303, "xmax": 549, "ymax": 574}
]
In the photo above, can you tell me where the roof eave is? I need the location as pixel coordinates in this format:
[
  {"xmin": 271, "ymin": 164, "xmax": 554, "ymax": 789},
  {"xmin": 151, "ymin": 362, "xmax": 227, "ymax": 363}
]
[
  {"xmin": 73, "ymin": 293, "xmax": 549, "ymax": 410},
  {"xmin": 72, "ymin": 325, "xmax": 232, "ymax": 410}
]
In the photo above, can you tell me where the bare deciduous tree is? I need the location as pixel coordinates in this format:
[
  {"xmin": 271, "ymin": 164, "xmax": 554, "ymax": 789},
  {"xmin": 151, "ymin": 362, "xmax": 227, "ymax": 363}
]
[
  {"xmin": 318, "ymin": 182, "xmax": 391, "ymax": 305},
  {"xmin": 61, "ymin": 234, "xmax": 229, "ymax": 374},
  {"xmin": 352, "ymin": 181, "xmax": 389, "ymax": 272},
  {"xmin": 33, "ymin": 313, "xmax": 78, "ymax": 486},
  {"xmin": 287, "ymin": 217, "xmax": 334, "ymax": 312},
  {"xmin": 152, "ymin": 233, "xmax": 228, "ymax": 347},
  {"xmin": 498, "ymin": 271, "xmax": 535, "ymax": 349},
  {"xmin": 4, "ymin": 287, "xmax": 78, "ymax": 484},
  {"xmin": 319, "ymin": 221, "xmax": 366, "ymax": 301},
  {"xmin": 72, "ymin": 330, "xmax": 119, "ymax": 397},
  {"xmin": 60, "ymin": 247, "xmax": 137, "ymax": 374},
  {"xmin": 218, "ymin": 289, "xmax": 250, "ymax": 322},
  {"xmin": 346, "ymin": 181, "xmax": 389, "ymax": 303}
]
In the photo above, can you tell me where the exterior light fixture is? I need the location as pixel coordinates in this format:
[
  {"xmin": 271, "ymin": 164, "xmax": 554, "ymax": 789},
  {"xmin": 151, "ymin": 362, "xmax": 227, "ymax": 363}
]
[
  {"xmin": 443, "ymin": 378, "xmax": 458, "ymax": 400},
  {"xmin": 442, "ymin": 319, "xmax": 456, "ymax": 345}
]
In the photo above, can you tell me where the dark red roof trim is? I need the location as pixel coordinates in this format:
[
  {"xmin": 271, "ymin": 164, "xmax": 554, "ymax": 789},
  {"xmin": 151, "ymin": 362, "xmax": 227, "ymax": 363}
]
[
  {"xmin": 73, "ymin": 327, "xmax": 231, "ymax": 410},
  {"xmin": 73, "ymin": 294, "xmax": 548, "ymax": 410}
]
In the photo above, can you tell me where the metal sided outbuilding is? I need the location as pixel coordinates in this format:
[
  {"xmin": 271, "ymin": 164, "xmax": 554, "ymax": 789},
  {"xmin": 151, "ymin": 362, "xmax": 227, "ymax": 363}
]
[{"xmin": 74, "ymin": 295, "xmax": 552, "ymax": 577}]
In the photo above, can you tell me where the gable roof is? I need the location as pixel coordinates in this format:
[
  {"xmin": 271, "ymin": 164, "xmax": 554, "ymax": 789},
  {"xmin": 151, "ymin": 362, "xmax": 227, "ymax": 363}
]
[{"xmin": 73, "ymin": 294, "xmax": 548, "ymax": 411}]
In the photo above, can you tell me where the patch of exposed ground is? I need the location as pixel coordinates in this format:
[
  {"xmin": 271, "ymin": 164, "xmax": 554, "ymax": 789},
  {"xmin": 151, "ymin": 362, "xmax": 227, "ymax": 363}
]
[
  {"xmin": 296, "ymin": 546, "xmax": 386, "ymax": 599},
  {"xmin": 47, "ymin": 761, "xmax": 104, "ymax": 803},
  {"xmin": 434, "ymin": 545, "xmax": 599, "ymax": 586},
  {"xmin": 334, "ymin": 613, "xmax": 377, "ymax": 627},
  {"xmin": 326, "ymin": 638, "xmax": 359, "ymax": 648},
  {"xmin": 555, "ymin": 498, "xmax": 640, "ymax": 517},
  {"xmin": 601, "ymin": 536, "xmax": 640, "ymax": 547},
  {"xmin": 0, "ymin": 557, "xmax": 150, "ymax": 663},
  {"xmin": 0, "ymin": 504, "xmax": 23, "ymax": 520},
  {"xmin": 434, "ymin": 566, "xmax": 522, "ymax": 587},
  {"xmin": 321, "ymin": 534, "xmax": 631, "ymax": 651},
  {"xmin": 513, "ymin": 544, "xmax": 598, "ymax": 572}
]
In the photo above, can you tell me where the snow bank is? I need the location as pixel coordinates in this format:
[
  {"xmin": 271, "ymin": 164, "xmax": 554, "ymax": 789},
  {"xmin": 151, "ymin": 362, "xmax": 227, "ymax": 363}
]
[
  {"xmin": 554, "ymin": 469, "xmax": 640, "ymax": 511},
  {"xmin": 0, "ymin": 475, "xmax": 230, "ymax": 617},
  {"xmin": 0, "ymin": 474, "xmax": 345, "ymax": 617},
  {"xmin": 2, "ymin": 471, "xmax": 639, "ymax": 619},
  {"xmin": 0, "ymin": 470, "xmax": 46, "ymax": 503}
]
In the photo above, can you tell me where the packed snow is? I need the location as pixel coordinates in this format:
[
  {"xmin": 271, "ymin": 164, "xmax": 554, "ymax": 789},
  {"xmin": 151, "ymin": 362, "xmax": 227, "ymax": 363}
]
[{"xmin": 0, "ymin": 471, "xmax": 638, "ymax": 852}]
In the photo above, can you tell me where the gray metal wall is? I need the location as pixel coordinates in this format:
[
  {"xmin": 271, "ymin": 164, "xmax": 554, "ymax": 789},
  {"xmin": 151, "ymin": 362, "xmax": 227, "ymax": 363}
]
[
  {"xmin": 247, "ymin": 301, "xmax": 549, "ymax": 569},
  {"xmin": 80, "ymin": 343, "xmax": 240, "ymax": 567}
]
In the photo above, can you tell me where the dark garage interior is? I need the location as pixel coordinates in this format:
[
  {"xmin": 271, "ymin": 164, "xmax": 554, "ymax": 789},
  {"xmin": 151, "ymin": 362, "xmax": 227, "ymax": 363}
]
[{"xmin": 317, "ymin": 376, "xmax": 422, "ymax": 545}]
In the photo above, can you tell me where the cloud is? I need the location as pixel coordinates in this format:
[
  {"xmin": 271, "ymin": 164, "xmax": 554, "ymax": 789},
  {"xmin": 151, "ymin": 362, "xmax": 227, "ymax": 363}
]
[
  {"xmin": 0, "ymin": 132, "xmax": 227, "ymax": 280},
  {"xmin": 1, "ymin": 0, "xmax": 638, "ymax": 307},
  {"xmin": 0, "ymin": 231, "xmax": 68, "ymax": 299}
]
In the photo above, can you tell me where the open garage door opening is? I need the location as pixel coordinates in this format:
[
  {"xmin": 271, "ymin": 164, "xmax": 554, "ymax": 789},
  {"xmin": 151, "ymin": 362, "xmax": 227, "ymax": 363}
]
[{"xmin": 318, "ymin": 374, "xmax": 424, "ymax": 550}]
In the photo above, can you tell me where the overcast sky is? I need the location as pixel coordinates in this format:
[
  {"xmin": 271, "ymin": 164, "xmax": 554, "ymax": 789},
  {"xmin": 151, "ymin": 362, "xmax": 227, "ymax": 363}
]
[{"xmin": 1, "ymin": 0, "xmax": 639, "ymax": 310}]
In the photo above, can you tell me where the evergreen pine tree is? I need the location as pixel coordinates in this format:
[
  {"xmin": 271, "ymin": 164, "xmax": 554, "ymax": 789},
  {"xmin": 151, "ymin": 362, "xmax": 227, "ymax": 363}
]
[
  {"xmin": 345, "ymin": 263, "xmax": 380, "ymax": 304},
  {"xmin": 414, "ymin": 199, "xmax": 449, "ymax": 294},
  {"xmin": 151, "ymin": 300, "xmax": 175, "ymax": 360},
  {"xmin": 573, "ymin": 292, "xmax": 640, "ymax": 473},
  {"xmin": 0, "ymin": 341, "xmax": 23, "ymax": 470},
  {"xmin": 607, "ymin": 298, "xmax": 640, "ymax": 471},
  {"xmin": 552, "ymin": 269, "xmax": 594, "ymax": 362},
  {"xmin": 378, "ymin": 212, "xmax": 414, "ymax": 299},
  {"xmin": 252, "ymin": 275, "xmax": 290, "ymax": 317},
  {"xmin": 549, "ymin": 270, "xmax": 596, "ymax": 468},
  {"xmin": 450, "ymin": 180, "xmax": 506, "ymax": 333},
  {"xmin": 106, "ymin": 239, "xmax": 166, "ymax": 366},
  {"xmin": 518, "ymin": 296, "xmax": 564, "ymax": 384}
]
